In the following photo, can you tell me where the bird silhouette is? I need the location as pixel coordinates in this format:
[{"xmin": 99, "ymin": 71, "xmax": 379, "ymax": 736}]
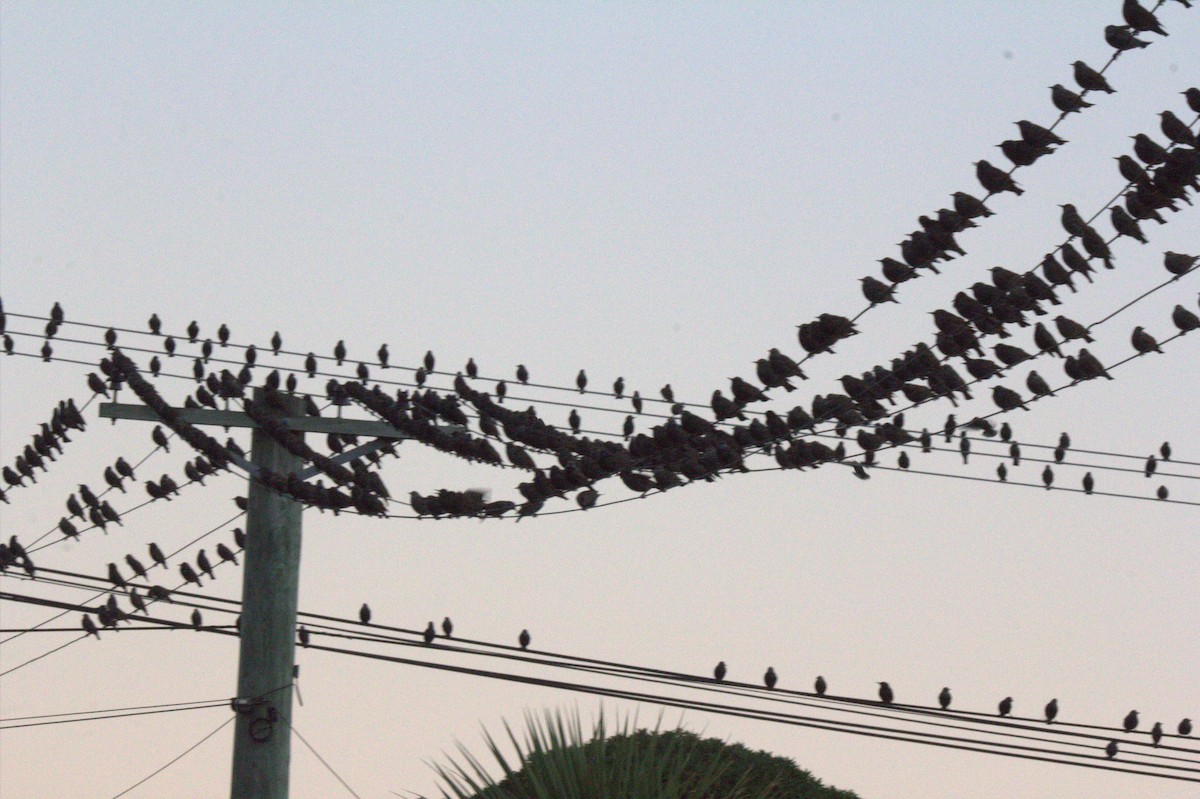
[
  {"xmin": 298, "ymin": 624, "xmax": 309, "ymax": 645},
  {"xmin": 1045, "ymin": 698, "xmax": 1059, "ymax": 723},
  {"xmin": 1151, "ymin": 722, "xmax": 1164, "ymax": 747},
  {"xmin": 216, "ymin": 543, "xmax": 238, "ymax": 565},
  {"xmin": 192, "ymin": 609, "xmax": 203, "ymax": 631},
  {"xmin": 1083, "ymin": 472, "xmax": 1095, "ymax": 494},
  {"xmin": 998, "ymin": 697, "xmax": 1013, "ymax": 717},
  {"xmin": 1042, "ymin": 465, "xmax": 1054, "ymax": 490},
  {"xmin": 124, "ymin": 554, "xmax": 147, "ymax": 579},
  {"xmin": 764, "ymin": 667, "xmax": 777, "ymax": 689},
  {"xmin": 1054, "ymin": 315, "xmax": 1092, "ymax": 343},
  {"xmin": 1051, "ymin": 83, "xmax": 1092, "ymax": 114},
  {"xmin": 576, "ymin": 370, "xmax": 587, "ymax": 393},
  {"xmin": 1105, "ymin": 25, "xmax": 1149, "ymax": 51},
  {"xmin": 938, "ymin": 687, "xmax": 952, "ymax": 710},
  {"xmin": 519, "ymin": 629, "xmax": 531, "ymax": 649},
  {"xmin": 1123, "ymin": 0, "xmax": 1167, "ymax": 36},
  {"xmin": 975, "ymin": 160, "xmax": 1023, "ymax": 195},
  {"xmin": 1164, "ymin": 252, "xmax": 1198, "ymax": 279},
  {"xmin": 442, "ymin": 617, "xmax": 454, "ymax": 638},
  {"xmin": 815, "ymin": 676, "xmax": 827, "ymax": 696},
  {"xmin": 1180, "ymin": 718, "xmax": 1193, "ymax": 736},
  {"xmin": 714, "ymin": 661, "xmax": 727, "ymax": 681},
  {"xmin": 1026, "ymin": 371, "xmax": 1054, "ymax": 397},
  {"xmin": 1145, "ymin": 455, "xmax": 1157, "ymax": 477},
  {"xmin": 1110, "ymin": 206, "xmax": 1146, "ymax": 243},
  {"xmin": 878, "ymin": 682, "xmax": 894, "ymax": 704},
  {"xmin": 1106, "ymin": 740, "xmax": 1118, "ymax": 759},
  {"xmin": 82, "ymin": 614, "xmax": 100, "ymax": 639},
  {"xmin": 1132, "ymin": 133, "xmax": 1169, "ymax": 166},
  {"xmin": 359, "ymin": 603, "xmax": 371, "ymax": 624},
  {"xmin": 423, "ymin": 621, "xmax": 436, "ymax": 644},
  {"xmin": 1071, "ymin": 61, "xmax": 1115, "ymax": 94},
  {"xmin": 334, "ymin": 340, "xmax": 347, "ymax": 365},
  {"xmin": 106, "ymin": 562, "xmax": 126, "ymax": 589},
  {"xmin": 179, "ymin": 562, "xmax": 201, "ymax": 587},
  {"xmin": 1172, "ymin": 304, "xmax": 1200, "ymax": 334},
  {"xmin": 1131, "ymin": 326, "xmax": 1162, "ymax": 354}
]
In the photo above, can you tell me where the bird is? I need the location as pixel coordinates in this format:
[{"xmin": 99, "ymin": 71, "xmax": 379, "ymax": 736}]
[
  {"xmin": 179, "ymin": 562, "xmax": 201, "ymax": 587},
  {"xmin": 359, "ymin": 603, "xmax": 371, "ymax": 624},
  {"xmin": 998, "ymin": 697, "xmax": 1013, "ymax": 717},
  {"xmin": 1083, "ymin": 472, "xmax": 1095, "ymax": 494},
  {"xmin": 192, "ymin": 608, "xmax": 203, "ymax": 631},
  {"xmin": 952, "ymin": 191, "xmax": 993, "ymax": 218},
  {"xmin": 270, "ymin": 331, "xmax": 282, "ymax": 355},
  {"xmin": 576, "ymin": 370, "xmax": 587, "ymax": 393},
  {"xmin": 106, "ymin": 562, "xmax": 126, "ymax": 589},
  {"xmin": 938, "ymin": 687, "xmax": 952, "ymax": 710},
  {"xmin": 1026, "ymin": 371, "xmax": 1054, "ymax": 397},
  {"xmin": 1164, "ymin": 252, "xmax": 1198, "ymax": 279},
  {"xmin": 1187, "ymin": 88, "xmax": 1200, "ymax": 114},
  {"xmin": 1106, "ymin": 740, "xmax": 1119, "ymax": 759},
  {"xmin": 1131, "ymin": 326, "xmax": 1162, "ymax": 354},
  {"xmin": 1017, "ymin": 120, "xmax": 1066, "ymax": 148},
  {"xmin": 1059, "ymin": 204, "xmax": 1088, "ymax": 238},
  {"xmin": 860, "ymin": 276, "xmax": 899, "ymax": 305},
  {"xmin": 996, "ymin": 463, "xmax": 1008, "ymax": 482},
  {"xmin": 1105, "ymin": 25, "xmax": 1149, "ymax": 51},
  {"xmin": 149, "ymin": 543, "xmax": 167, "ymax": 570},
  {"xmin": 440, "ymin": 616, "xmax": 454, "ymax": 638},
  {"xmin": 1180, "ymin": 719, "xmax": 1193, "ymax": 736},
  {"xmin": 1123, "ymin": 709, "xmax": 1140, "ymax": 732},
  {"xmin": 1160, "ymin": 442, "xmax": 1171, "ymax": 461},
  {"xmin": 1045, "ymin": 698, "xmax": 1059, "ymax": 723},
  {"xmin": 714, "ymin": 661, "xmax": 727, "ymax": 681},
  {"xmin": 423, "ymin": 350, "xmax": 435, "ymax": 372},
  {"xmin": 124, "ymin": 554, "xmax": 147, "ymax": 579},
  {"xmin": 1051, "ymin": 83, "xmax": 1092, "ymax": 114},
  {"xmin": 1077, "ymin": 349, "xmax": 1113, "ymax": 381},
  {"xmin": 518, "ymin": 629, "xmax": 531, "ymax": 650},
  {"xmin": 1145, "ymin": 455, "xmax": 1157, "ymax": 477},
  {"xmin": 1042, "ymin": 465, "xmax": 1054, "ymax": 490},
  {"xmin": 1123, "ymin": 0, "xmax": 1167, "ymax": 36},
  {"xmin": 878, "ymin": 682, "xmax": 894, "ymax": 704},
  {"xmin": 298, "ymin": 624, "xmax": 309, "ymax": 645},
  {"xmin": 1110, "ymin": 206, "xmax": 1146, "ymax": 244},
  {"xmin": 975, "ymin": 160, "xmax": 1023, "ymax": 195},
  {"xmin": 1072, "ymin": 61, "xmax": 1115, "ymax": 94},
  {"xmin": 992, "ymin": 386, "xmax": 1029, "ymax": 412},
  {"xmin": 1151, "ymin": 722, "xmax": 1164, "ymax": 747},
  {"xmin": 82, "ymin": 614, "xmax": 100, "ymax": 639},
  {"xmin": 1054, "ymin": 315, "xmax": 1092, "ymax": 343},
  {"xmin": 216, "ymin": 543, "xmax": 238, "ymax": 565},
  {"xmin": 333, "ymin": 340, "xmax": 347, "ymax": 365},
  {"xmin": 516, "ymin": 364, "xmax": 529, "ymax": 384},
  {"xmin": 1160, "ymin": 111, "xmax": 1197, "ymax": 147},
  {"xmin": 1131, "ymin": 133, "xmax": 1169, "ymax": 166},
  {"xmin": 815, "ymin": 676, "xmax": 827, "ymax": 696},
  {"xmin": 376, "ymin": 344, "xmax": 389, "ymax": 368},
  {"xmin": 764, "ymin": 667, "xmax": 777, "ymax": 689},
  {"xmin": 898, "ymin": 451, "xmax": 910, "ymax": 469},
  {"xmin": 1172, "ymin": 304, "xmax": 1200, "ymax": 334},
  {"xmin": 423, "ymin": 621, "xmax": 436, "ymax": 644}
]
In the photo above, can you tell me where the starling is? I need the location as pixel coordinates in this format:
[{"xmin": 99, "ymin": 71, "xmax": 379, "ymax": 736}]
[
  {"xmin": 1131, "ymin": 326, "xmax": 1162, "ymax": 354},
  {"xmin": 1042, "ymin": 465, "xmax": 1054, "ymax": 490},
  {"xmin": 442, "ymin": 617, "xmax": 454, "ymax": 638},
  {"xmin": 186, "ymin": 320, "xmax": 199, "ymax": 342},
  {"xmin": 1051, "ymin": 83, "xmax": 1092, "ymax": 114},
  {"xmin": 1083, "ymin": 472, "xmax": 1095, "ymax": 494},
  {"xmin": 297, "ymin": 624, "xmax": 309, "ymax": 645},
  {"xmin": 518, "ymin": 629, "xmax": 531, "ymax": 649},
  {"xmin": 1157, "ymin": 485, "xmax": 1169, "ymax": 500},
  {"xmin": 1059, "ymin": 204, "xmax": 1088, "ymax": 238},
  {"xmin": 516, "ymin": 364, "xmax": 529, "ymax": 384},
  {"xmin": 1151, "ymin": 722, "xmax": 1163, "ymax": 747},
  {"xmin": 1164, "ymin": 252, "xmax": 1198, "ymax": 279},
  {"xmin": 82, "ymin": 614, "xmax": 100, "ymax": 639},
  {"xmin": 1123, "ymin": 710, "xmax": 1141, "ymax": 734},
  {"xmin": 568, "ymin": 409, "xmax": 581, "ymax": 434},
  {"xmin": 1173, "ymin": 304, "xmax": 1200, "ymax": 333},
  {"xmin": 815, "ymin": 676, "xmax": 827, "ymax": 695},
  {"xmin": 1123, "ymin": 0, "xmax": 1167, "ymax": 36},
  {"xmin": 992, "ymin": 386, "xmax": 1029, "ymax": 412},
  {"xmin": 938, "ymin": 687, "xmax": 952, "ymax": 710},
  {"xmin": 125, "ymin": 554, "xmax": 147, "ymax": 579},
  {"xmin": 764, "ymin": 667, "xmax": 778, "ymax": 689},
  {"xmin": 975, "ymin": 160, "xmax": 1023, "ymax": 196},
  {"xmin": 1110, "ymin": 206, "xmax": 1146, "ymax": 244},
  {"xmin": 1077, "ymin": 349, "xmax": 1112, "ymax": 381},
  {"xmin": 1045, "ymin": 698, "xmax": 1059, "ymax": 723},
  {"xmin": 1105, "ymin": 25, "xmax": 1149, "ymax": 51},
  {"xmin": 952, "ymin": 191, "xmax": 993, "ymax": 218},
  {"xmin": 333, "ymin": 340, "xmax": 347, "ymax": 365},
  {"xmin": 880, "ymin": 257, "xmax": 916, "ymax": 284},
  {"xmin": 216, "ymin": 543, "xmax": 238, "ymax": 565},
  {"xmin": 576, "ymin": 369, "xmax": 587, "ymax": 393},
  {"xmin": 423, "ymin": 621, "xmax": 436, "ymax": 644},
  {"xmin": 1106, "ymin": 740, "xmax": 1118, "ymax": 759},
  {"xmin": 1115, "ymin": 154, "xmax": 1151, "ymax": 186},
  {"xmin": 149, "ymin": 542, "xmax": 167, "ymax": 569},
  {"xmin": 1054, "ymin": 315, "xmax": 1092, "ymax": 343},
  {"xmin": 714, "ymin": 661, "xmax": 727, "ymax": 681},
  {"xmin": 1180, "ymin": 718, "xmax": 1193, "ymax": 736},
  {"xmin": 576, "ymin": 488, "xmax": 599, "ymax": 510},
  {"xmin": 996, "ymin": 463, "xmax": 1007, "ymax": 482},
  {"xmin": 106, "ymin": 562, "xmax": 126, "ymax": 589},
  {"xmin": 998, "ymin": 697, "xmax": 1013, "ymax": 717},
  {"xmin": 357, "ymin": 603, "xmax": 371, "ymax": 624},
  {"xmin": 1072, "ymin": 61, "xmax": 1115, "ymax": 94},
  {"xmin": 424, "ymin": 350, "xmax": 435, "ymax": 372},
  {"xmin": 270, "ymin": 330, "xmax": 282, "ymax": 355},
  {"xmin": 179, "ymin": 562, "xmax": 201, "ymax": 587},
  {"xmin": 1160, "ymin": 442, "xmax": 1171, "ymax": 460},
  {"xmin": 1145, "ymin": 455, "xmax": 1157, "ymax": 477},
  {"xmin": 1060, "ymin": 243, "xmax": 1094, "ymax": 283},
  {"xmin": 1017, "ymin": 120, "xmax": 1066, "ymax": 148},
  {"xmin": 861, "ymin": 276, "xmax": 899, "ymax": 305},
  {"xmin": 305, "ymin": 353, "xmax": 317, "ymax": 377},
  {"xmin": 1131, "ymin": 133, "xmax": 1169, "ymax": 166},
  {"xmin": 878, "ymin": 682, "xmax": 894, "ymax": 704},
  {"xmin": 999, "ymin": 139, "xmax": 1052, "ymax": 167},
  {"xmin": 898, "ymin": 451, "xmax": 910, "ymax": 469},
  {"xmin": 1160, "ymin": 111, "xmax": 1197, "ymax": 147}
]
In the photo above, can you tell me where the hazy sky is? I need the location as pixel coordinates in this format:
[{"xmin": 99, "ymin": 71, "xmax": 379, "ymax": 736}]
[{"xmin": 2, "ymin": 2, "xmax": 1198, "ymax": 797}]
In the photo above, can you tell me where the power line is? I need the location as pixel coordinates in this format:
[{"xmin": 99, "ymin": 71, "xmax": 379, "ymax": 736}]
[{"xmin": 108, "ymin": 714, "xmax": 235, "ymax": 799}]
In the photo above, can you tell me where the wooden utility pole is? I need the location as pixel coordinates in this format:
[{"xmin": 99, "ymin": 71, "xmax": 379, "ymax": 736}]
[{"xmin": 101, "ymin": 390, "xmax": 417, "ymax": 799}]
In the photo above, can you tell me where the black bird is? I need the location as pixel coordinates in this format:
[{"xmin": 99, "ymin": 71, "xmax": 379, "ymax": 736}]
[
  {"xmin": 423, "ymin": 621, "xmax": 436, "ymax": 644},
  {"xmin": 465, "ymin": 358, "xmax": 478, "ymax": 378},
  {"xmin": 714, "ymin": 661, "xmax": 726, "ymax": 681},
  {"xmin": 297, "ymin": 624, "xmax": 309, "ymax": 644},
  {"xmin": 519, "ymin": 629, "xmax": 531, "ymax": 649},
  {"xmin": 216, "ymin": 543, "xmax": 238, "ymax": 565},
  {"xmin": 442, "ymin": 617, "xmax": 454, "ymax": 638},
  {"xmin": 1072, "ymin": 61, "xmax": 1115, "ymax": 94},
  {"xmin": 975, "ymin": 160, "xmax": 1022, "ymax": 196},
  {"xmin": 764, "ymin": 667, "xmax": 777, "ymax": 689},
  {"xmin": 815, "ymin": 676, "xmax": 827, "ymax": 696},
  {"xmin": 1042, "ymin": 465, "xmax": 1054, "ymax": 490},
  {"xmin": 998, "ymin": 697, "xmax": 1013, "ymax": 717},
  {"xmin": 185, "ymin": 320, "xmax": 199, "ymax": 342},
  {"xmin": 952, "ymin": 191, "xmax": 993, "ymax": 218},
  {"xmin": 1017, "ymin": 120, "xmax": 1066, "ymax": 148},
  {"xmin": 1131, "ymin": 326, "xmax": 1162, "ymax": 354},
  {"xmin": 631, "ymin": 391, "xmax": 643, "ymax": 414},
  {"xmin": 993, "ymin": 386, "xmax": 1028, "ymax": 412},
  {"xmin": 860, "ymin": 276, "xmax": 898, "ymax": 305},
  {"xmin": 1054, "ymin": 315, "xmax": 1092, "ymax": 343},
  {"xmin": 1132, "ymin": 133, "xmax": 1169, "ymax": 166},
  {"xmin": 1180, "ymin": 718, "xmax": 1193, "ymax": 736},
  {"xmin": 103, "ymin": 466, "xmax": 126, "ymax": 493},
  {"xmin": 878, "ymin": 682, "xmax": 894, "ymax": 704},
  {"xmin": 1145, "ymin": 455, "xmax": 1157, "ymax": 477},
  {"xmin": 1045, "ymin": 698, "xmax": 1059, "ymax": 723},
  {"xmin": 996, "ymin": 463, "xmax": 1008, "ymax": 481},
  {"xmin": 660, "ymin": 384, "xmax": 675, "ymax": 403},
  {"xmin": 1110, "ymin": 206, "xmax": 1146, "ymax": 243},
  {"xmin": 1105, "ymin": 24, "xmax": 1150, "ymax": 51},
  {"xmin": 333, "ymin": 340, "xmax": 347, "ymax": 365},
  {"xmin": 1106, "ymin": 740, "xmax": 1119, "ymax": 759},
  {"xmin": 1173, "ymin": 304, "xmax": 1200, "ymax": 333},
  {"xmin": 1116, "ymin": 154, "xmax": 1151, "ymax": 186},
  {"xmin": 1059, "ymin": 204, "xmax": 1088, "ymax": 238},
  {"xmin": 516, "ymin": 364, "xmax": 529, "ymax": 384},
  {"xmin": 82, "ymin": 614, "xmax": 100, "ymax": 639},
  {"xmin": 87, "ymin": 372, "xmax": 110, "ymax": 397},
  {"xmin": 124, "ymin": 554, "xmax": 147, "ymax": 579},
  {"xmin": 217, "ymin": 324, "xmax": 230, "ymax": 346},
  {"xmin": 305, "ymin": 353, "xmax": 317, "ymax": 378},
  {"xmin": 195, "ymin": 551, "xmax": 213, "ymax": 581},
  {"xmin": 1157, "ymin": 485, "xmax": 1169, "ymax": 500},
  {"xmin": 938, "ymin": 687, "xmax": 952, "ymax": 710},
  {"xmin": 1151, "ymin": 722, "xmax": 1164, "ymax": 747},
  {"xmin": 999, "ymin": 139, "xmax": 1052, "ymax": 167},
  {"xmin": 106, "ymin": 562, "xmax": 126, "ymax": 589},
  {"xmin": 1123, "ymin": 0, "xmax": 1167, "ymax": 36},
  {"xmin": 768, "ymin": 348, "xmax": 806, "ymax": 381},
  {"xmin": 424, "ymin": 350, "xmax": 435, "ymax": 372},
  {"xmin": 1164, "ymin": 252, "xmax": 1198, "ymax": 279},
  {"xmin": 1160, "ymin": 111, "xmax": 1196, "ymax": 147},
  {"xmin": 359, "ymin": 604, "xmax": 371, "ymax": 624},
  {"xmin": 179, "ymin": 562, "xmax": 201, "ymax": 587},
  {"xmin": 1060, "ymin": 243, "xmax": 1094, "ymax": 283},
  {"xmin": 1077, "ymin": 349, "xmax": 1113, "ymax": 381},
  {"xmin": 270, "ymin": 331, "xmax": 282, "ymax": 355},
  {"xmin": 1082, "ymin": 472, "xmax": 1095, "ymax": 494},
  {"xmin": 149, "ymin": 542, "xmax": 167, "ymax": 569},
  {"xmin": 1051, "ymin": 84, "xmax": 1092, "ymax": 114},
  {"xmin": 576, "ymin": 369, "xmax": 587, "ymax": 393}
]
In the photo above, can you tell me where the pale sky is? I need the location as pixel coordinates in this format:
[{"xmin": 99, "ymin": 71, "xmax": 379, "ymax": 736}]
[{"xmin": 1, "ymin": 2, "xmax": 1198, "ymax": 798}]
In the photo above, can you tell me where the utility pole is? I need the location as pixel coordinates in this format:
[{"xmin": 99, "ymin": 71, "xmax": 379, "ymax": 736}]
[{"xmin": 101, "ymin": 389, "xmax": 417, "ymax": 799}]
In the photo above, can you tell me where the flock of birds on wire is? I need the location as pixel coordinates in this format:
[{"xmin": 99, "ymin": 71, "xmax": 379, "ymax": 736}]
[{"xmin": 2, "ymin": 0, "xmax": 1199, "ymax": 768}]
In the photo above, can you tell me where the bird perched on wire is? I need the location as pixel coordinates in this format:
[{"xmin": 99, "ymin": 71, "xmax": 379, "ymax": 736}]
[
  {"xmin": 975, "ymin": 160, "xmax": 1023, "ymax": 196},
  {"xmin": 993, "ymin": 386, "xmax": 1029, "ymax": 412},
  {"xmin": 1124, "ymin": 709, "xmax": 1140, "ymax": 732},
  {"xmin": 1051, "ymin": 84, "xmax": 1092, "ymax": 114},
  {"xmin": 938, "ymin": 687, "xmax": 952, "ymax": 710},
  {"xmin": 1045, "ymin": 698, "xmax": 1059, "ymax": 723},
  {"xmin": 713, "ymin": 661, "xmax": 727, "ymax": 681},
  {"xmin": 359, "ymin": 603, "xmax": 371, "ymax": 624},
  {"xmin": 1072, "ymin": 61, "xmax": 1115, "ymax": 94},
  {"xmin": 576, "ymin": 370, "xmax": 587, "ymax": 393},
  {"xmin": 1054, "ymin": 315, "xmax": 1093, "ymax": 343},
  {"xmin": 763, "ymin": 667, "xmax": 778, "ymax": 690},
  {"xmin": 1131, "ymin": 133, "xmax": 1169, "ymax": 166},
  {"xmin": 1110, "ymin": 206, "xmax": 1146, "ymax": 244},
  {"xmin": 1164, "ymin": 252, "xmax": 1198, "ymax": 279},
  {"xmin": 878, "ymin": 682, "xmax": 894, "ymax": 704},
  {"xmin": 518, "ymin": 629, "xmax": 531, "ymax": 650},
  {"xmin": 1105, "ymin": 25, "xmax": 1150, "ymax": 51},
  {"xmin": 1123, "ymin": 0, "xmax": 1167, "ymax": 36},
  {"xmin": 815, "ymin": 676, "xmax": 827, "ymax": 696},
  {"xmin": 423, "ymin": 621, "xmax": 436, "ymax": 644},
  {"xmin": 1059, "ymin": 204, "xmax": 1089, "ymax": 238},
  {"xmin": 1131, "ymin": 326, "xmax": 1162, "ymax": 354},
  {"xmin": 1174, "ymin": 304, "xmax": 1200, "ymax": 334}
]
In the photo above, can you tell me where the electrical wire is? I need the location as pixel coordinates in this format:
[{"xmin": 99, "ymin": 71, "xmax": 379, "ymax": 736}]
[{"xmin": 108, "ymin": 714, "xmax": 235, "ymax": 799}]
